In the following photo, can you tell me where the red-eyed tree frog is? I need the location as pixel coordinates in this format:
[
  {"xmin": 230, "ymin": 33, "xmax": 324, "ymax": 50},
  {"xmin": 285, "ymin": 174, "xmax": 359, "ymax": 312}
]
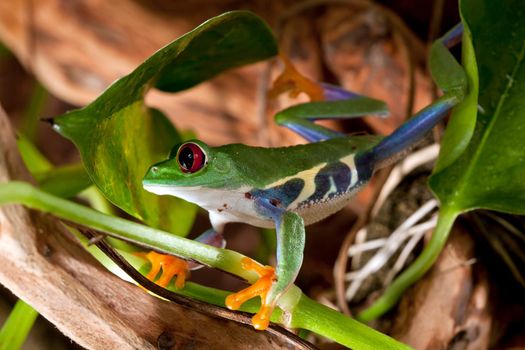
[{"xmin": 142, "ymin": 23, "xmax": 466, "ymax": 330}]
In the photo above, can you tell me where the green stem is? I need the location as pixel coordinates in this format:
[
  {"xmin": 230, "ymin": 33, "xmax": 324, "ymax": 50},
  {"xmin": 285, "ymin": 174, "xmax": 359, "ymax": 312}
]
[
  {"xmin": 293, "ymin": 295, "xmax": 413, "ymax": 350},
  {"xmin": 79, "ymin": 186, "xmax": 115, "ymax": 215},
  {"xmin": 16, "ymin": 135, "xmax": 52, "ymax": 175},
  {"xmin": 357, "ymin": 206, "xmax": 458, "ymax": 321},
  {"xmin": 0, "ymin": 181, "xmax": 412, "ymax": 349},
  {"xmin": 0, "ymin": 181, "xmax": 255, "ymax": 282},
  {"xmin": 0, "ymin": 300, "xmax": 39, "ymax": 350},
  {"xmin": 20, "ymin": 82, "xmax": 47, "ymax": 142},
  {"xmin": 37, "ymin": 163, "xmax": 92, "ymax": 198},
  {"xmin": 167, "ymin": 284, "xmax": 410, "ymax": 349},
  {"xmin": 169, "ymin": 282, "xmax": 266, "ymax": 314}
]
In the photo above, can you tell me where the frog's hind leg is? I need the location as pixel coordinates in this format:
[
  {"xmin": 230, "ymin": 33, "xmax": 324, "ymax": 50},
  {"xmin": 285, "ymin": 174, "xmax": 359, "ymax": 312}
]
[
  {"xmin": 273, "ymin": 93, "xmax": 389, "ymax": 142},
  {"xmin": 225, "ymin": 197, "xmax": 305, "ymax": 330},
  {"xmin": 357, "ymin": 23, "xmax": 468, "ymax": 322},
  {"xmin": 365, "ymin": 23, "xmax": 466, "ymax": 170}
]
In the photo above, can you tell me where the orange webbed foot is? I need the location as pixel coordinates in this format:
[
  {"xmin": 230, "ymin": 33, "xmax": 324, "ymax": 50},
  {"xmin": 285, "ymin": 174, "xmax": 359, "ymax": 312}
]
[
  {"xmin": 139, "ymin": 251, "xmax": 189, "ymax": 289},
  {"xmin": 225, "ymin": 257, "xmax": 276, "ymax": 330},
  {"xmin": 268, "ymin": 53, "xmax": 325, "ymax": 102}
]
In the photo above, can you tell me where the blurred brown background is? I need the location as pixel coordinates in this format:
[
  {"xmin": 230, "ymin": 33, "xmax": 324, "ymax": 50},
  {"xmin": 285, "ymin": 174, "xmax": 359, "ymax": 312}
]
[{"xmin": 1, "ymin": 1, "xmax": 524, "ymax": 349}]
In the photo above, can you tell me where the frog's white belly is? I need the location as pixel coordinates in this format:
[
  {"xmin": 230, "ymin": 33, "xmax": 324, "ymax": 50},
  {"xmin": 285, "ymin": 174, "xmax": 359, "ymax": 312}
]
[
  {"xmin": 293, "ymin": 184, "xmax": 364, "ymax": 225},
  {"xmin": 144, "ymin": 183, "xmax": 360, "ymax": 230},
  {"xmin": 206, "ymin": 188, "xmax": 362, "ymax": 229}
]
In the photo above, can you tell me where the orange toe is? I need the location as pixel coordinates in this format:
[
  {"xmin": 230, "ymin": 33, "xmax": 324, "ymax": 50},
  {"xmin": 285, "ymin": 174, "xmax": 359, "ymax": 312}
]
[
  {"xmin": 268, "ymin": 53, "xmax": 325, "ymax": 102},
  {"xmin": 138, "ymin": 251, "xmax": 189, "ymax": 289},
  {"xmin": 225, "ymin": 257, "xmax": 276, "ymax": 330},
  {"xmin": 252, "ymin": 304, "xmax": 273, "ymax": 330}
]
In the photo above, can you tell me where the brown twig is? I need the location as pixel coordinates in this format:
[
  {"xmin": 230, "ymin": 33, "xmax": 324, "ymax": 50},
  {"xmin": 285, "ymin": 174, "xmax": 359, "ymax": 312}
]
[{"xmin": 67, "ymin": 221, "xmax": 317, "ymax": 350}]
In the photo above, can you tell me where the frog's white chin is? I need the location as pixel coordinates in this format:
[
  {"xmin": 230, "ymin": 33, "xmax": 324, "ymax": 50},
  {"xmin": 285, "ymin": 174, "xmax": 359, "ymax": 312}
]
[
  {"xmin": 143, "ymin": 184, "xmax": 209, "ymax": 206},
  {"xmin": 143, "ymin": 184, "xmax": 200, "ymax": 196},
  {"xmin": 142, "ymin": 183, "xmax": 271, "ymax": 227},
  {"xmin": 144, "ymin": 183, "xmax": 250, "ymax": 205}
]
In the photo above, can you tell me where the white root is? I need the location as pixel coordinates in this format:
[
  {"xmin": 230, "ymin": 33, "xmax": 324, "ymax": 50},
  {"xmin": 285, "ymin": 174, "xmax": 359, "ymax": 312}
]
[{"xmin": 345, "ymin": 199, "xmax": 438, "ymax": 301}]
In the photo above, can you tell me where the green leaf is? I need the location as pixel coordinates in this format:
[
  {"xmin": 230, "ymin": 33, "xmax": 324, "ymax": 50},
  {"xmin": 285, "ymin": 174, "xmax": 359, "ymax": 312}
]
[
  {"xmin": 358, "ymin": 0, "xmax": 525, "ymax": 321},
  {"xmin": 52, "ymin": 11, "xmax": 278, "ymax": 235},
  {"xmin": 0, "ymin": 299, "xmax": 39, "ymax": 350},
  {"xmin": 428, "ymin": 32, "xmax": 466, "ymax": 94},
  {"xmin": 154, "ymin": 14, "xmax": 277, "ymax": 92},
  {"xmin": 20, "ymin": 82, "xmax": 47, "ymax": 142},
  {"xmin": 16, "ymin": 135, "xmax": 52, "ymax": 175},
  {"xmin": 430, "ymin": 0, "xmax": 525, "ymax": 214},
  {"xmin": 37, "ymin": 163, "xmax": 92, "ymax": 198},
  {"xmin": 433, "ymin": 23, "xmax": 478, "ymax": 172},
  {"xmin": 56, "ymin": 104, "xmax": 195, "ymax": 235}
]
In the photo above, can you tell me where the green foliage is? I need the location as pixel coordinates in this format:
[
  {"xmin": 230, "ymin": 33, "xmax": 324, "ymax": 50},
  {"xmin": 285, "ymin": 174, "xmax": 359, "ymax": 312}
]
[
  {"xmin": 0, "ymin": 300, "xmax": 38, "ymax": 350},
  {"xmin": 52, "ymin": 11, "xmax": 278, "ymax": 235},
  {"xmin": 433, "ymin": 24, "xmax": 478, "ymax": 172},
  {"xmin": 37, "ymin": 163, "xmax": 91, "ymax": 198},
  {"xmin": 0, "ymin": 181, "xmax": 411, "ymax": 350},
  {"xmin": 16, "ymin": 135, "xmax": 52, "ymax": 174},
  {"xmin": 429, "ymin": 24, "xmax": 477, "ymax": 171},
  {"xmin": 0, "ymin": 11, "xmax": 414, "ymax": 348},
  {"xmin": 428, "ymin": 30, "xmax": 466, "ymax": 95},
  {"xmin": 20, "ymin": 82, "xmax": 47, "ymax": 142},
  {"xmin": 4, "ymin": 5, "xmax": 523, "ymax": 348},
  {"xmin": 430, "ymin": 0, "xmax": 525, "ymax": 213},
  {"xmin": 359, "ymin": 0, "xmax": 525, "ymax": 321}
]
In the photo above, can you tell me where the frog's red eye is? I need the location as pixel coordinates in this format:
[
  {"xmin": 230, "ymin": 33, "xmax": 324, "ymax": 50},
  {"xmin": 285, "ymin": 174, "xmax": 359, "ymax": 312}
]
[{"xmin": 177, "ymin": 142, "xmax": 206, "ymax": 173}]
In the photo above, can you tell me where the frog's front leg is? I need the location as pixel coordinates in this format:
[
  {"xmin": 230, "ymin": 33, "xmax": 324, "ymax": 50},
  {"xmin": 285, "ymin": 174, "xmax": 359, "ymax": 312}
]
[
  {"xmin": 141, "ymin": 228, "xmax": 225, "ymax": 289},
  {"xmin": 225, "ymin": 197, "xmax": 305, "ymax": 330}
]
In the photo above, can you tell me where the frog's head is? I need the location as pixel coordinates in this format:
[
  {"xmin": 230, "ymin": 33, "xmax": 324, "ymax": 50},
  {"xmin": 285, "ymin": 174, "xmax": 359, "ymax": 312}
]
[{"xmin": 143, "ymin": 140, "xmax": 237, "ymax": 200}]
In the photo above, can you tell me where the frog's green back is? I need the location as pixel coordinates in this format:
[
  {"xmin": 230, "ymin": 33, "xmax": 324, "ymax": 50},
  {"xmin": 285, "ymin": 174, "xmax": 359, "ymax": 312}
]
[{"xmin": 216, "ymin": 135, "xmax": 382, "ymax": 189}]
